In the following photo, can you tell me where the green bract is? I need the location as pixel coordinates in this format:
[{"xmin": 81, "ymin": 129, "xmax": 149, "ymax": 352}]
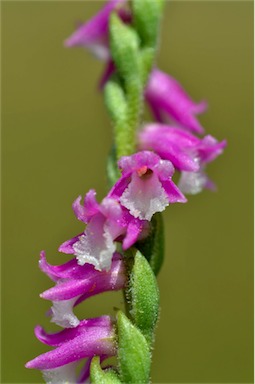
[
  {"xmin": 110, "ymin": 14, "xmax": 141, "ymax": 83},
  {"xmin": 137, "ymin": 213, "xmax": 165, "ymax": 275},
  {"xmin": 108, "ymin": 14, "xmax": 143, "ymax": 158},
  {"xmin": 129, "ymin": 250, "xmax": 160, "ymax": 343},
  {"xmin": 104, "ymin": 77, "xmax": 127, "ymax": 123},
  {"xmin": 132, "ymin": 0, "xmax": 165, "ymax": 48},
  {"xmin": 117, "ymin": 311, "xmax": 151, "ymax": 384},
  {"xmin": 90, "ymin": 357, "xmax": 121, "ymax": 384},
  {"xmin": 107, "ymin": 145, "xmax": 120, "ymax": 187}
]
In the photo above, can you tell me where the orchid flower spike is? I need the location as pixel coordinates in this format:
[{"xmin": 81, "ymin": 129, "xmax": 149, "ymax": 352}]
[
  {"xmin": 59, "ymin": 190, "xmax": 148, "ymax": 272},
  {"xmin": 26, "ymin": 316, "xmax": 116, "ymax": 382},
  {"xmin": 145, "ymin": 69, "xmax": 208, "ymax": 134},
  {"xmin": 64, "ymin": 0, "xmax": 130, "ymax": 60},
  {"xmin": 139, "ymin": 124, "xmax": 226, "ymax": 194},
  {"xmin": 39, "ymin": 252, "xmax": 126, "ymax": 328},
  {"xmin": 109, "ymin": 151, "xmax": 187, "ymax": 221}
]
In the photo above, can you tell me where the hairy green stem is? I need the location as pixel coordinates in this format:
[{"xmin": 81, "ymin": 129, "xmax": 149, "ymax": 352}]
[{"xmin": 102, "ymin": 1, "xmax": 166, "ymax": 382}]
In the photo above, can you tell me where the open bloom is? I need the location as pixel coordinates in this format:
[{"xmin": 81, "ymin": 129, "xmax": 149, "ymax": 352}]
[
  {"xmin": 26, "ymin": 316, "xmax": 116, "ymax": 375},
  {"xmin": 145, "ymin": 69, "xmax": 207, "ymax": 134},
  {"xmin": 64, "ymin": 0, "xmax": 130, "ymax": 60},
  {"xmin": 39, "ymin": 251, "xmax": 126, "ymax": 328},
  {"xmin": 59, "ymin": 190, "xmax": 148, "ymax": 272},
  {"xmin": 109, "ymin": 151, "xmax": 186, "ymax": 221},
  {"xmin": 139, "ymin": 124, "xmax": 226, "ymax": 194}
]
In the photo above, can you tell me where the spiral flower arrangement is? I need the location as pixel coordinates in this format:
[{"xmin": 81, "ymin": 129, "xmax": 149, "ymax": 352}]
[{"xmin": 26, "ymin": 1, "xmax": 226, "ymax": 382}]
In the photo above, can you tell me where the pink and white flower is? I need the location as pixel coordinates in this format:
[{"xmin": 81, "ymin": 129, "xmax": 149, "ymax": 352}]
[
  {"xmin": 139, "ymin": 123, "xmax": 226, "ymax": 194},
  {"xmin": 39, "ymin": 251, "xmax": 126, "ymax": 328},
  {"xmin": 109, "ymin": 151, "xmax": 186, "ymax": 221},
  {"xmin": 59, "ymin": 190, "xmax": 148, "ymax": 271}
]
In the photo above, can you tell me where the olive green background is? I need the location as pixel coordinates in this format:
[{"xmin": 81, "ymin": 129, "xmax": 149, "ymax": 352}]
[{"xmin": 2, "ymin": 1, "xmax": 253, "ymax": 383}]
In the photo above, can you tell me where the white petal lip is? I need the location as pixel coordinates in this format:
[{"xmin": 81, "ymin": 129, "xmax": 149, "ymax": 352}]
[
  {"xmin": 73, "ymin": 229, "xmax": 116, "ymax": 272},
  {"xmin": 120, "ymin": 172, "xmax": 169, "ymax": 221},
  {"xmin": 178, "ymin": 170, "xmax": 207, "ymax": 195},
  {"xmin": 51, "ymin": 298, "xmax": 80, "ymax": 328},
  {"xmin": 43, "ymin": 362, "xmax": 78, "ymax": 384}
]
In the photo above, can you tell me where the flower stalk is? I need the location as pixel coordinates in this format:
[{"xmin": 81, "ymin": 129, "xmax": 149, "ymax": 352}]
[{"xmin": 26, "ymin": 1, "xmax": 226, "ymax": 383}]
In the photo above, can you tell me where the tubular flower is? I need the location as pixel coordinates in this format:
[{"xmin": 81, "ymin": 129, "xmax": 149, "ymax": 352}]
[
  {"xmin": 25, "ymin": 316, "xmax": 116, "ymax": 372},
  {"xmin": 139, "ymin": 123, "xmax": 226, "ymax": 194},
  {"xmin": 109, "ymin": 151, "xmax": 186, "ymax": 221},
  {"xmin": 64, "ymin": 0, "xmax": 130, "ymax": 60},
  {"xmin": 59, "ymin": 190, "xmax": 148, "ymax": 272},
  {"xmin": 145, "ymin": 69, "xmax": 207, "ymax": 134},
  {"xmin": 39, "ymin": 252, "xmax": 126, "ymax": 328}
]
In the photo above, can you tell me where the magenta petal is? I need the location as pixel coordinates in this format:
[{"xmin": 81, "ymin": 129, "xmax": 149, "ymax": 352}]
[
  {"xmin": 64, "ymin": 0, "xmax": 127, "ymax": 61},
  {"xmin": 122, "ymin": 218, "xmax": 147, "ymax": 250},
  {"xmin": 58, "ymin": 234, "xmax": 82, "ymax": 254},
  {"xmin": 72, "ymin": 190, "xmax": 100, "ymax": 223},
  {"xmin": 64, "ymin": 0, "xmax": 124, "ymax": 46},
  {"xmin": 77, "ymin": 357, "xmax": 92, "ymax": 384},
  {"xmin": 40, "ymin": 255, "xmax": 126, "ymax": 301},
  {"xmin": 146, "ymin": 69, "xmax": 206, "ymax": 134},
  {"xmin": 26, "ymin": 319, "xmax": 116, "ymax": 370},
  {"xmin": 34, "ymin": 325, "xmax": 79, "ymax": 347},
  {"xmin": 198, "ymin": 136, "xmax": 227, "ymax": 163},
  {"xmin": 147, "ymin": 99, "xmax": 164, "ymax": 122},
  {"xmin": 99, "ymin": 60, "xmax": 115, "ymax": 89},
  {"xmin": 156, "ymin": 143, "xmax": 199, "ymax": 172},
  {"xmin": 74, "ymin": 255, "xmax": 126, "ymax": 306},
  {"xmin": 83, "ymin": 189, "xmax": 101, "ymax": 218},
  {"xmin": 108, "ymin": 175, "xmax": 131, "ymax": 199},
  {"xmin": 139, "ymin": 124, "xmax": 226, "ymax": 180},
  {"xmin": 72, "ymin": 195, "xmax": 87, "ymax": 223},
  {"xmin": 100, "ymin": 197, "xmax": 123, "ymax": 221},
  {"xmin": 39, "ymin": 251, "xmax": 63, "ymax": 282},
  {"xmin": 34, "ymin": 316, "xmax": 113, "ymax": 347},
  {"xmin": 161, "ymin": 179, "xmax": 187, "ymax": 203},
  {"xmin": 205, "ymin": 177, "xmax": 217, "ymax": 191},
  {"xmin": 118, "ymin": 151, "xmax": 160, "ymax": 176},
  {"xmin": 39, "ymin": 252, "xmax": 100, "ymax": 280},
  {"xmin": 139, "ymin": 124, "xmax": 198, "ymax": 147},
  {"xmin": 139, "ymin": 124, "xmax": 200, "ymax": 172},
  {"xmin": 191, "ymin": 100, "xmax": 208, "ymax": 114},
  {"xmin": 77, "ymin": 355, "xmax": 108, "ymax": 384},
  {"xmin": 39, "ymin": 251, "xmax": 91, "ymax": 281},
  {"xmin": 155, "ymin": 159, "xmax": 175, "ymax": 179}
]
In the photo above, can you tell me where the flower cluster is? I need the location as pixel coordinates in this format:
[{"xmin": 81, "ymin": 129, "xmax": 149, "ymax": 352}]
[
  {"xmin": 65, "ymin": 0, "xmax": 226, "ymax": 194},
  {"xmin": 26, "ymin": 150, "xmax": 185, "ymax": 380},
  {"xmin": 26, "ymin": 1, "xmax": 226, "ymax": 382}
]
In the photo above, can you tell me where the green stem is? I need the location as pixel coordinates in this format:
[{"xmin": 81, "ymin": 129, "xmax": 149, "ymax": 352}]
[
  {"xmin": 101, "ymin": 1, "xmax": 166, "ymax": 382},
  {"xmin": 116, "ymin": 79, "xmax": 143, "ymax": 159}
]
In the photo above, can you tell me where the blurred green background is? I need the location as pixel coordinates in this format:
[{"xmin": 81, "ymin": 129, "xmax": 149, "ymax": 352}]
[{"xmin": 2, "ymin": 1, "xmax": 253, "ymax": 383}]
